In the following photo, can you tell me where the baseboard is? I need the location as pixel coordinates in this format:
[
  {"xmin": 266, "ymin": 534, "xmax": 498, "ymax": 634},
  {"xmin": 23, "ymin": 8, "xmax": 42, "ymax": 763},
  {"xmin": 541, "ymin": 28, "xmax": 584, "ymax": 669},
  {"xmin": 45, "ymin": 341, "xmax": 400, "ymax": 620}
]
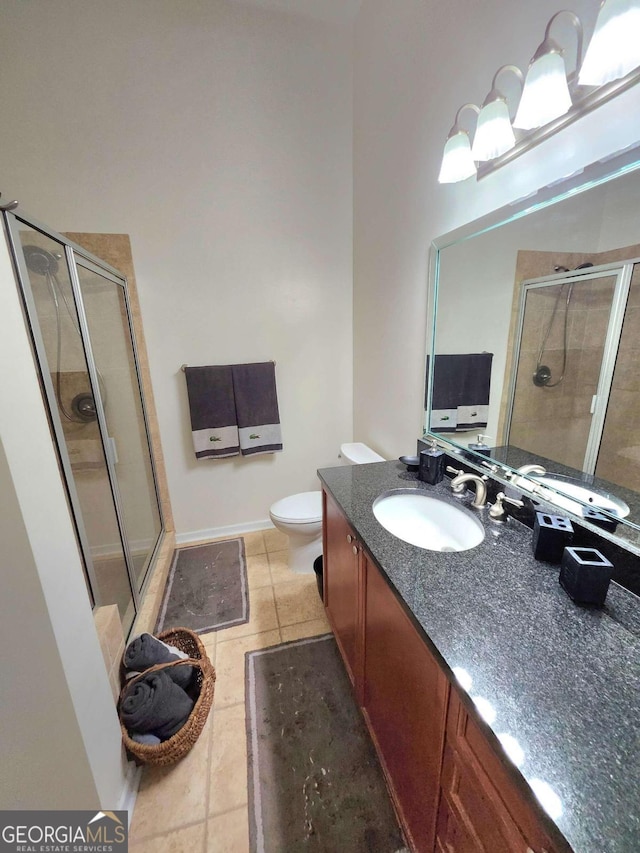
[
  {"xmin": 119, "ymin": 760, "xmax": 142, "ymax": 827},
  {"xmin": 175, "ymin": 518, "xmax": 275, "ymax": 546}
]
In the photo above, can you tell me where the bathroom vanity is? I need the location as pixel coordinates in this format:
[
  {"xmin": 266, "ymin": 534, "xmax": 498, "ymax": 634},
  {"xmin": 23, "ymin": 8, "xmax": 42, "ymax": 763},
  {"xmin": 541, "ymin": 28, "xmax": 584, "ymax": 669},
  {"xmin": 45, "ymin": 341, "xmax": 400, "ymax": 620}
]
[{"xmin": 319, "ymin": 461, "xmax": 640, "ymax": 853}]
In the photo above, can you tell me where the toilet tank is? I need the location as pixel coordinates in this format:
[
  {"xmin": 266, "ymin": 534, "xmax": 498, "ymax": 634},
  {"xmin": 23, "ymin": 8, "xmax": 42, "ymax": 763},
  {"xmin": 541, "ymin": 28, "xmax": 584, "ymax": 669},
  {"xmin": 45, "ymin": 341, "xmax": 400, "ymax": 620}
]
[{"xmin": 340, "ymin": 442, "xmax": 385, "ymax": 464}]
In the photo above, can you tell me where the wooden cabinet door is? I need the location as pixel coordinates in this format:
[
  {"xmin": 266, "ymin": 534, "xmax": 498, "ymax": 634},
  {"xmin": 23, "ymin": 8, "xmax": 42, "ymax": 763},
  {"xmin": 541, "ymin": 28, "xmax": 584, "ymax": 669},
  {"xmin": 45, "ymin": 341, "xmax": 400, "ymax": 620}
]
[
  {"xmin": 435, "ymin": 790, "xmax": 483, "ymax": 853},
  {"xmin": 363, "ymin": 557, "xmax": 450, "ymax": 852},
  {"xmin": 323, "ymin": 490, "xmax": 363, "ymax": 690},
  {"xmin": 441, "ymin": 691, "xmax": 561, "ymax": 853}
]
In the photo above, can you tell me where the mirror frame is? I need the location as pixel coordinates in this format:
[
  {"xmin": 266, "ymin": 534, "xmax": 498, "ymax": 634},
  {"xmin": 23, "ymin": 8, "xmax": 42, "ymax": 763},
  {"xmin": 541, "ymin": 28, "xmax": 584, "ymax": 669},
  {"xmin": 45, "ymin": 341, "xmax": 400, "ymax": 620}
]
[{"xmin": 424, "ymin": 145, "xmax": 640, "ymax": 555}]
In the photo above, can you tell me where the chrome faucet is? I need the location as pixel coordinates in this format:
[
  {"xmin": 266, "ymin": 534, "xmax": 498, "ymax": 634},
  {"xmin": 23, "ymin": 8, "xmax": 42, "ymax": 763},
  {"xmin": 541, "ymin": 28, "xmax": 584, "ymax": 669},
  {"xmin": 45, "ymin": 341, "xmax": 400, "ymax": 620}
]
[
  {"xmin": 449, "ymin": 472, "xmax": 489, "ymax": 508},
  {"xmin": 504, "ymin": 463, "xmax": 547, "ymax": 492},
  {"xmin": 516, "ymin": 463, "xmax": 546, "ymax": 476}
]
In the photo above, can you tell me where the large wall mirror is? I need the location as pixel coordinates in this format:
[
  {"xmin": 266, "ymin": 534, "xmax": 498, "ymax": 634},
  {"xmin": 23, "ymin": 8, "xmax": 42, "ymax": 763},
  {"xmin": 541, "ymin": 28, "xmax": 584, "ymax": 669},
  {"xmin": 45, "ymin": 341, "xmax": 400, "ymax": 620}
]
[{"xmin": 426, "ymin": 150, "xmax": 640, "ymax": 552}]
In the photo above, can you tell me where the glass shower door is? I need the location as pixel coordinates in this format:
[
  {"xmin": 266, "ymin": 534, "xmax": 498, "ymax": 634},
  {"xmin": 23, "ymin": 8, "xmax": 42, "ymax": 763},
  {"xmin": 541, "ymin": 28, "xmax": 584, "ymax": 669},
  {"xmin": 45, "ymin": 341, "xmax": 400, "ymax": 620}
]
[
  {"xmin": 507, "ymin": 265, "xmax": 632, "ymax": 474},
  {"xmin": 11, "ymin": 227, "xmax": 136, "ymax": 633},
  {"xmin": 73, "ymin": 255, "xmax": 162, "ymax": 588}
]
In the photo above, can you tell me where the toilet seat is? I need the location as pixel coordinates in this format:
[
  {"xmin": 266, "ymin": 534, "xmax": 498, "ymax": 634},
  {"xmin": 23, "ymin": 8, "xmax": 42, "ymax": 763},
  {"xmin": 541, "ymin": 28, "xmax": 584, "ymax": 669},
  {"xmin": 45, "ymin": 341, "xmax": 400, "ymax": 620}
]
[{"xmin": 269, "ymin": 491, "xmax": 322, "ymax": 524}]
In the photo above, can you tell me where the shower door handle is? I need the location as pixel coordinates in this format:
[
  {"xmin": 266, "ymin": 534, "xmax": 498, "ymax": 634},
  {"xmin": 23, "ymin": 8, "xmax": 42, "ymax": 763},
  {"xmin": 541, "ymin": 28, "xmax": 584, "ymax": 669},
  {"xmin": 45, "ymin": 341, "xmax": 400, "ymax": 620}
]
[
  {"xmin": 105, "ymin": 435, "xmax": 119, "ymax": 465},
  {"xmin": 590, "ymin": 394, "xmax": 598, "ymax": 415}
]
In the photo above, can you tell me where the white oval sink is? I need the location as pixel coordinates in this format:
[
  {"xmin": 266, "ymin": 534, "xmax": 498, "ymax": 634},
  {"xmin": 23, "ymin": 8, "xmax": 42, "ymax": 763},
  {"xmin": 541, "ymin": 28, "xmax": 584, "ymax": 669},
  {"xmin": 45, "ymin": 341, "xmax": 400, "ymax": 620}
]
[
  {"xmin": 529, "ymin": 474, "xmax": 630, "ymax": 519},
  {"xmin": 372, "ymin": 490, "xmax": 485, "ymax": 552}
]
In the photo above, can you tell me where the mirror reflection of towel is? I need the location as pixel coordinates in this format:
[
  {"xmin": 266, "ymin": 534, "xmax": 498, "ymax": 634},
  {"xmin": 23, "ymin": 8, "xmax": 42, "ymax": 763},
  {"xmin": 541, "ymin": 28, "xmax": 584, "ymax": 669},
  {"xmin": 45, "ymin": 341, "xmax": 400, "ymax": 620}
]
[{"xmin": 427, "ymin": 353, "xmax": 493, "ymax": 432}]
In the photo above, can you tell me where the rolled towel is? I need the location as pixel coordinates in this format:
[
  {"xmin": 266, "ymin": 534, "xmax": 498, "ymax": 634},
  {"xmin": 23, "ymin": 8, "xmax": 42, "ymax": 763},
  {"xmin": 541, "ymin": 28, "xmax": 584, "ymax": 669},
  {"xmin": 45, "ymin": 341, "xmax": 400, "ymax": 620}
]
[
  {"xmin": 124, "ymin": 633, "xmax": 188, "ymax": 671},
  {"xmin": 124, "ymin": 663, "xmax": 195, "ymax": 690},
  {"xmin": 131, "ymin": 732, "xmax": 161, "ymax": 746},
  {"xmin": 120, "ymin": 670, "xmax": 194, "ymax": 741},
  {"xmin": 165, "ymin": 663, "xmax": 195, "ymax": 691}
]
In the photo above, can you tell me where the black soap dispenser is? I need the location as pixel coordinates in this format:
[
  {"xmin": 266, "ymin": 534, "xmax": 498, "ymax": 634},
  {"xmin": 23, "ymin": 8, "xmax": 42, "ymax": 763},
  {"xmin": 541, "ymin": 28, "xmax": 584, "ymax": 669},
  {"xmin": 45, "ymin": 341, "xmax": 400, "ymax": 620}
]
[
  {"xmin": 468, "ymin": 434, "xmax": 492, "ymax": 457},
  {"xmin": 419, "ymin": 439, "xmax": 445, "ymax": 485}
]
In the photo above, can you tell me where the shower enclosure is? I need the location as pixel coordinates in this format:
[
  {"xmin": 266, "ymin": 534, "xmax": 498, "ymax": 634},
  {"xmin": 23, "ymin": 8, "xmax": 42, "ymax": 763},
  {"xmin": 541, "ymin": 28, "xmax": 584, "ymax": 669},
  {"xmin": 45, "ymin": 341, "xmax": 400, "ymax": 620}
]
[
  {"xmin": 505, "ymin": 258, "xmax": 639, "ymax": 488},
  {"xmin": 4, "ymin": 211, "xmax": 163, "ymax": 636}
]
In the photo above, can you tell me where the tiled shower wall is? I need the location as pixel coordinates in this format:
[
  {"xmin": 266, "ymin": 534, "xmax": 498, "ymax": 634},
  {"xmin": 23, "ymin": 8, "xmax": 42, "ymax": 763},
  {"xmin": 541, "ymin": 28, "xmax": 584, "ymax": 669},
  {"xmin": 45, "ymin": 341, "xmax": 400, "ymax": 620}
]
[{"xmin": 502, "ymin": 245, "xmax": 640, "ymax": 489}]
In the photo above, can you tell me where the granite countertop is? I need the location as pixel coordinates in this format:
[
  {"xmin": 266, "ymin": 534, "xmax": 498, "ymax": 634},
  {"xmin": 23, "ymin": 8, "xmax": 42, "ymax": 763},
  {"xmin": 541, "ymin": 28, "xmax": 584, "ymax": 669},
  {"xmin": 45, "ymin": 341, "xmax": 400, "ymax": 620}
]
[
  {"xmin": 317, "ymin": 460, "xmax": 640, "ymax": 853},
  {"xmin": 488, "ymin": 444, "xmax": 640, "ymax": 553}
]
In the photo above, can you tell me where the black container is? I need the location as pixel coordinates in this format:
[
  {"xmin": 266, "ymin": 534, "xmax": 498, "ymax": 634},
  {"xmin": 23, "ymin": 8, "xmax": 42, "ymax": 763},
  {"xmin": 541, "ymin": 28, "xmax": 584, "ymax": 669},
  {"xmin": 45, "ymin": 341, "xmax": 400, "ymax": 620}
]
[
  {"xmin": 419, "ymin": 447, "xmax": 445, "ymax": 485},
  {"xmin": 532, "ymin": 512, "xmax": 573, "ymax": 563},
  {"xmin": 580, "ymin": 506, "xmax": 618, "ymax": 533},
  {"xmin": 559, "ymin": 546, "xmax": 613, "ymax": 606},
  {"xmin": 313, "ymin": 555, "xmax": 324, "ymax": 602}
]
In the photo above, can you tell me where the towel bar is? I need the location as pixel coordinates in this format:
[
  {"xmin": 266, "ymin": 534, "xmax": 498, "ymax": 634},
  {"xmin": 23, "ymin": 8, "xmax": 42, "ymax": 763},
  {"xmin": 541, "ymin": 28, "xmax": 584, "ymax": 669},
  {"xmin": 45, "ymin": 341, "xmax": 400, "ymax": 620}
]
[{"xmin": 181, "ymin": 361, "xmax": 275, "ymax": 371}]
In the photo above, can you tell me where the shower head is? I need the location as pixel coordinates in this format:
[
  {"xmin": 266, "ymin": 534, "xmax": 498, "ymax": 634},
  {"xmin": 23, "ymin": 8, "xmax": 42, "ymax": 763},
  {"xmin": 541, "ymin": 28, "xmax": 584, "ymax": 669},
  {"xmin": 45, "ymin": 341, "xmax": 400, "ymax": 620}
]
[{"xmin": 23, "ymin": 244, "xmax": 60, "ymax": 276}]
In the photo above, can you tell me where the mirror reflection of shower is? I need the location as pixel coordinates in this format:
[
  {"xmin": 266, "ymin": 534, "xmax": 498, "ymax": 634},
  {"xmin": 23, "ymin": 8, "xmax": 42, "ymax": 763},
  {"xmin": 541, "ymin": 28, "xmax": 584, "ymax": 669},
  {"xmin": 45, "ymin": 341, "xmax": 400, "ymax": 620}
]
[
  {"xmin": 533, "ymin": 263, "xmax": 593, "ymax": 388},
  {"xmin": 23, "ymin": 244, "xmax": 106, "ymax": 422}
]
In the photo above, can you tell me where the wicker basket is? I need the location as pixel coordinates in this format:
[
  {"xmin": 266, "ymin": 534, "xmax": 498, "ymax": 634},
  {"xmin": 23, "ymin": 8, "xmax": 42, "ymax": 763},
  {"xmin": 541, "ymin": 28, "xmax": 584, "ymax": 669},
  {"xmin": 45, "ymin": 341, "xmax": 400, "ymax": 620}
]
[{"xmin": 118, "ymin": 627, "xmax": 215, "ymax": 766}]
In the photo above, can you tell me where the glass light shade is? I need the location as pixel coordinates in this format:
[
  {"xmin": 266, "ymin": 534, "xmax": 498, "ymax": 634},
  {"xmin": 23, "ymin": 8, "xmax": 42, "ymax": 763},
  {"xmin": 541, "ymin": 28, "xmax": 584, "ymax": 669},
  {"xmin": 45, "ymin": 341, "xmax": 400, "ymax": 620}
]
[
  {"xmin": 438, "ymin": 131, "xmax": 477, "ymax": 183},
  {"xmin": 579, "ymin": 0, "xmax": 640, "ymax": 86},
  {"xmin": 514, "ymin": 52, "xmax": 573, "ymax": 129},
  {"xmin": 471, "ymin": 99, "xmax": 516, "ymax": 161}
]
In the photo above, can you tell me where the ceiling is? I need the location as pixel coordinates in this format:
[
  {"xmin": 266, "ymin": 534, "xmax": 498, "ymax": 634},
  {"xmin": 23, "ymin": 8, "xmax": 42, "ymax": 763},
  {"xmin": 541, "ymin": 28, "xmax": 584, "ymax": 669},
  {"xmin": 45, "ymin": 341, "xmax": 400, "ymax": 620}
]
[{"xmin": 232, "ymin": 0, "xmax": 362, "ymax": 25}]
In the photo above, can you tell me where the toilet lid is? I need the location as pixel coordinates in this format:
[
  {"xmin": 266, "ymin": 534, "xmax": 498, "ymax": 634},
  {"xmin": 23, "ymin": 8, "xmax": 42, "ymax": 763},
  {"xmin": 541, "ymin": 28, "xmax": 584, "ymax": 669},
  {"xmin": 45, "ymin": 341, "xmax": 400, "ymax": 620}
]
[{"xmin": 270, "ymin": 491, "xmax": 322, "ymax": 523}]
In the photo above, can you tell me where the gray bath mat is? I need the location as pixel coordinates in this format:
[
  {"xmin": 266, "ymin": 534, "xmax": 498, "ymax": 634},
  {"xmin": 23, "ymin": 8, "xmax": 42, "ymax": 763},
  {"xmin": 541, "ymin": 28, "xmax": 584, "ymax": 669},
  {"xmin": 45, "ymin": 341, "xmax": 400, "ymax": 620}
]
[
  {"xmin": 245, "ymin": 635, "xmax": 405, "ymax": 852},
  {"xmin": 156, "ymin": 538, "xmax": 248, "ymax": 634}
]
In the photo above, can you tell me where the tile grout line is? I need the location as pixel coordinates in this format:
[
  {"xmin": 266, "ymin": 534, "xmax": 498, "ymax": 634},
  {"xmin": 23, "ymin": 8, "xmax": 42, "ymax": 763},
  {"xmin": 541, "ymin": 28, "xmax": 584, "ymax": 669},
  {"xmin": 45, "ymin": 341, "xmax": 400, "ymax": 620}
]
[
  {"xmin": 130, "ymin": 815, "xmax": 207, "ymax": 847},
  {"xmin": 266, "ymin": 551, "xmax": 284, "ymax": 640},
  {"xmin": 203, "ymin": 697, "xmax": 215, "ymax": 852}
]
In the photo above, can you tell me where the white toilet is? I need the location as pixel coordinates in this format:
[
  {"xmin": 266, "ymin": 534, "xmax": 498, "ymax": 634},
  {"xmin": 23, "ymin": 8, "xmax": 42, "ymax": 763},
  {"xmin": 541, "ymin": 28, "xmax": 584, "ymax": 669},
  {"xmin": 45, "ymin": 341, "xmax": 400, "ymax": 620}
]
[{"xmin": 268, "ymin": 442, "xmax": 385, "ymax": 574}]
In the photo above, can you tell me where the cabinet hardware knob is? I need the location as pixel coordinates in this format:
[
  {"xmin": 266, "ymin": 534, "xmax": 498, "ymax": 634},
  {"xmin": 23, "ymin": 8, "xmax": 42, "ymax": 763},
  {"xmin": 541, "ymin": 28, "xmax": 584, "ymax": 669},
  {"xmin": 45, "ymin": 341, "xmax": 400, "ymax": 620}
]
[
  {"xmin": 352, "ymin": 544, "xmax": 359, "ymax": 555},
  {"xmin": 346, "ymin": 534, "xmax": 353, "ymax": 543}
]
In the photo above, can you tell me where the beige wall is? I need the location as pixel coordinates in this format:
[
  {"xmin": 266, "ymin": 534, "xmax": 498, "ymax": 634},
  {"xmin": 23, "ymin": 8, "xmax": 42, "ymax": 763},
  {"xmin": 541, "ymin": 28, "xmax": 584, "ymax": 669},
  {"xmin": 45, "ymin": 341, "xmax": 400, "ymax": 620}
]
[
  {"xmin": 0, "ymin": 0, "xmax": 353, "ymax": 540},
  {"xmin": 353, "ymin": 0, "xmax": 640, "ymax": 459},
  {"xmin": 0, "ymin": 439, "xmax": 99, "ymax": 809}
]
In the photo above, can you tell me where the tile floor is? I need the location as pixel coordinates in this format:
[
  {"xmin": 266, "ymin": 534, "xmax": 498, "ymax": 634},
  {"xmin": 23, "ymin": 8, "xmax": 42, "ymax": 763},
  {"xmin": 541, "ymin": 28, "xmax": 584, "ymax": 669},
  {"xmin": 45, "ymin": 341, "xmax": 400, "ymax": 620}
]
[{"xmin": 129, "ymin": 529, "xmax": 330, "ymax": 852}]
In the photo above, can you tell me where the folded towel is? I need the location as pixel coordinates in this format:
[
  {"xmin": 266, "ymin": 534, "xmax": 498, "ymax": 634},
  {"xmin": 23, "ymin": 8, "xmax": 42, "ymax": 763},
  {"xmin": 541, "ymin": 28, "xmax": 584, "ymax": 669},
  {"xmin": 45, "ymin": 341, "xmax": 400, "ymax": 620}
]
[
  {"xmin": 131, "ymin": 732, "xmax": 161, "ymax": 746},
  {"xmin": 120, "ymin": 670, "xmax": 194, "ymax": 740},
  {"xmin": 185, "ymin": 366, "xmax": 240, "ymax": 459},
  {"xmin": 124, "ymin": 632, "xmax": 189, "ymax": 672},
  {"xmin": 231, "ymin": 362, "xmax": 283, "ymax": 456},
  {"xmin": 427, "ymin": 353, "xmax": 493, "ymax": 432}
]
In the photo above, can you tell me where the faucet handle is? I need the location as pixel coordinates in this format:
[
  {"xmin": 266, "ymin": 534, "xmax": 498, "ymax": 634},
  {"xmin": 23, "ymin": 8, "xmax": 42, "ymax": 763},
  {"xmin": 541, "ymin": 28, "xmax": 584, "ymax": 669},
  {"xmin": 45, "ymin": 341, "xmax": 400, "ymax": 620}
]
[
  {"xmin": 489, "ymin": 491, "xmax": 524, "ymax": 520},
  {"xmin": 501, "ymin": 492, "xmax": 524, "ymax": 508},
  {"xmin": 446, "ymin": 466, "xmax": 464, "ymax": 476}
]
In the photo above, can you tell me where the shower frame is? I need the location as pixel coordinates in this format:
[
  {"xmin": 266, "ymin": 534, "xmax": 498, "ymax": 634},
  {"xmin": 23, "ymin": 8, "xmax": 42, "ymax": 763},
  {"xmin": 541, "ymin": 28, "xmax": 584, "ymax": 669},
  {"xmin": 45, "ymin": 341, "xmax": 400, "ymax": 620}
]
[
  {"xmin": 504, "ymin": 258, "xmax": 637, "ymax": 474},
  {"xmin": 3, "ymin": 209, "xmax": 165, "ymax": 619}
]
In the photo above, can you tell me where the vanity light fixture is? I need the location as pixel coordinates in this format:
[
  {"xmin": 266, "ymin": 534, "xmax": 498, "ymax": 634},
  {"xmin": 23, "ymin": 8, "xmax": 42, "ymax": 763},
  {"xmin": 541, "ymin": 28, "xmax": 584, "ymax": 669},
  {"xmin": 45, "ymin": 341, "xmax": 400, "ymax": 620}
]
[
  {"xmin": 579, "ymin": 0, "xmax": 640, "ymax": 85},
  {"xmin": 471, "ymin": 66, "xmax": 524, "ymax": 161},
  {"xmin": 437, "ymin": 104, "xmax": 480, "ymax": 183},
  {"xmin": 513, "ymin": 11, "xmax": 583, "ymax": 130},
  {"xmin": 438, "ymin": 3, "xmax": 640, "ymax": 183}
]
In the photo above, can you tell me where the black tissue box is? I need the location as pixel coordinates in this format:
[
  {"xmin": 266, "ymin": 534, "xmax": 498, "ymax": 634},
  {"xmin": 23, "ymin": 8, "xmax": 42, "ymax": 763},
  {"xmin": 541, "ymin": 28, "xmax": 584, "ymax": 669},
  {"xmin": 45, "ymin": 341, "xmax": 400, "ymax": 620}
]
[
  {"xmin": 532, "ymin": 512, "xmax": 573, "ymax": 564},
  {"xmin": 559, "ymin": 547, "xmax": 613, "ymax": 606},
  {"xmin": 580, "ymin": 506, "xmax": 618, "ymax": 533}
]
